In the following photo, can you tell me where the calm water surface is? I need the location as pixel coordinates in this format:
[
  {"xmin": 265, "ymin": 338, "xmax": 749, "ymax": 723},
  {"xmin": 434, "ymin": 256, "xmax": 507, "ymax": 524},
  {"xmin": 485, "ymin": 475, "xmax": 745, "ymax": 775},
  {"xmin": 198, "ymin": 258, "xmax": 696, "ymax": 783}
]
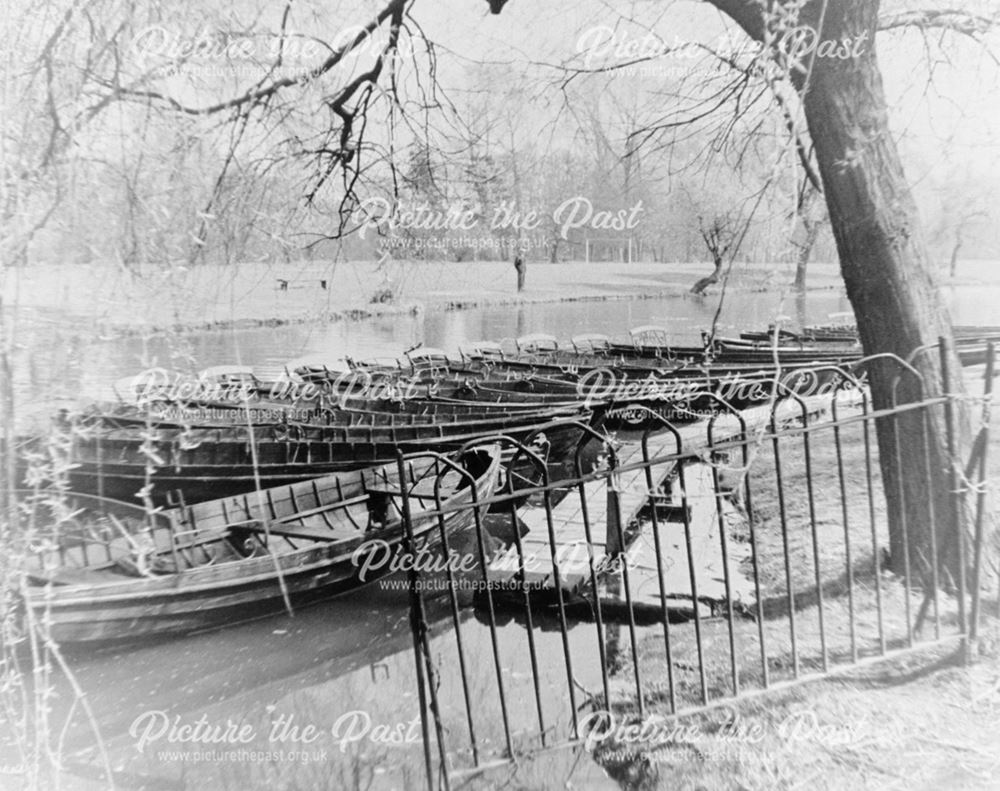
[
  {"xmin": 16, "ymin": 282, "xmax": 996, "ymax": 420},
  {"xmin": 15, "ymin": 290, "xmax": 861, "ymax": 421}
]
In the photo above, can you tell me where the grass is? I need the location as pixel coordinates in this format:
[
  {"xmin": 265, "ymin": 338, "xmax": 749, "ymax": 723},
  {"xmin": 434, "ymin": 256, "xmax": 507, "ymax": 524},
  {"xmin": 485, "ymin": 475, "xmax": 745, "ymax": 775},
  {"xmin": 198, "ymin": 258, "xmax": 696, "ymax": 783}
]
[
  {"xmin": 593, "ymin": 644, "xmax": 1000, "ymax": 791},
  {"xmin": 576, "ymin": 376, "xmax": 1000, "ymax": 789}
]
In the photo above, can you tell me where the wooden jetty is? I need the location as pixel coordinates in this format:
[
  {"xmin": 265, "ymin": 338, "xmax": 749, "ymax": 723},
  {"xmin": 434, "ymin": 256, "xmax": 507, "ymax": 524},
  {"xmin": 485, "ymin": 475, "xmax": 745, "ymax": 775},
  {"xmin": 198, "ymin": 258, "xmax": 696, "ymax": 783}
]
[{"xmin": 486, "ymin": 394, "xmax": 847, "ymax": 616}]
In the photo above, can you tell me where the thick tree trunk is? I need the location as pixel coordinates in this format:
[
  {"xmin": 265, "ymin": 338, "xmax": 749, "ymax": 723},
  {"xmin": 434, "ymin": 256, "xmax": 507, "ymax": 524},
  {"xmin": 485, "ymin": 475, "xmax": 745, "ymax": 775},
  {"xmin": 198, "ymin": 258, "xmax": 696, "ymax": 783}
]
[
  {"xmin": 795, "ymin": 1, "xmax": 966, "ymax": 577},
  {"xmin": 705, "ymin": 0, "xmax": 969, "ymax": 580}
]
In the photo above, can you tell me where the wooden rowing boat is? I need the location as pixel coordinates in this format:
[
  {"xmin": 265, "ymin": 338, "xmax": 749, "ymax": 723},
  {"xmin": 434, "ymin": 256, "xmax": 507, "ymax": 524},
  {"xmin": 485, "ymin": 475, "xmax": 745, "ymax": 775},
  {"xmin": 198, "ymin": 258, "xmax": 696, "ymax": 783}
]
[
  {"xmin": 82, "ymin": 396, "xmax": 584, "ymax": 429},
  {"xmin": 54, "ymin": 411, "xmax": 589, "ymax": 503},
  {"xmin": 21, "ymin": 445, "xmax": 501, "ymax": 643}
]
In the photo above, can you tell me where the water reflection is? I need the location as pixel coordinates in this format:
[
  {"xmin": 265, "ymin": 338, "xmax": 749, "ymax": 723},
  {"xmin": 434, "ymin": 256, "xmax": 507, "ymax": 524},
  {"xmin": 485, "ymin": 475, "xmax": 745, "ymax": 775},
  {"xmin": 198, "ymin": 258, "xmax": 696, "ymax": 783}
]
[
  {"xmin": 39, "ymin": 574, "xmax": 619, "ymax": 789},
  {"xmin": 45, "ymin": 578, "xmax": 451, "ymax": 788}
]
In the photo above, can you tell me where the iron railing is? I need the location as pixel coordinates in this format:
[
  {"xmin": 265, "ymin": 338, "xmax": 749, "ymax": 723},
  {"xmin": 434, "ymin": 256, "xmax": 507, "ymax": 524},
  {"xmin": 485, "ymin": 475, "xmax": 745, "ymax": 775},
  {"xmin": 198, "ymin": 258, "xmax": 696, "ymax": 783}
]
[{"xmin": 393, "ymin": 344, "xmax": 996, "ymax": 789}]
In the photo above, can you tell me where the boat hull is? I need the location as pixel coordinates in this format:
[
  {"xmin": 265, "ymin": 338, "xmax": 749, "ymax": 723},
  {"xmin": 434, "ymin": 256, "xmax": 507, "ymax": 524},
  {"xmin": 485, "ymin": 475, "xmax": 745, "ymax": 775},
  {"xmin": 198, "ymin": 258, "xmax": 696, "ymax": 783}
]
[
  {"xmin": 59, "ymin": 416, "xmax": 587, "ymax": 504},
  {"xmin": 25, "ymin": 449, "xmax": 500, "ymax": 644},
  {"xmin": 28, "ymin": 515, "xmax": 455, "ymax": 643}
]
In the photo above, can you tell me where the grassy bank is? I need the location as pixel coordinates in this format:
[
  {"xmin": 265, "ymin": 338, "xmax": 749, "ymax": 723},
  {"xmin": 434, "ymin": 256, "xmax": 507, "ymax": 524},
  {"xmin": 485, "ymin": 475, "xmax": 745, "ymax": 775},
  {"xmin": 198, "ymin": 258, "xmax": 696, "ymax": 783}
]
[
  {"xmin": 3, "ymin": 259, "xmax": 845, "ymax": 337},
  {"xmin": 582, "ymin": 373, "xmax": 1000, "ymax": 789}
]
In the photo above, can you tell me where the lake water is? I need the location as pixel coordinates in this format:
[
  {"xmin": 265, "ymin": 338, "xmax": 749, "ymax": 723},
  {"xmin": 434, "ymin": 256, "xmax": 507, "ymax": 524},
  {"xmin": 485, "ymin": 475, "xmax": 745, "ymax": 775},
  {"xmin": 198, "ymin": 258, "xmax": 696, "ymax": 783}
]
[
  {"xmin": 11, "ymin": 288, "xmax": 862, "ymax": 425},
  {"xmin": 5, "ymin": 277, "xmax": 998, "ymax": 789}
]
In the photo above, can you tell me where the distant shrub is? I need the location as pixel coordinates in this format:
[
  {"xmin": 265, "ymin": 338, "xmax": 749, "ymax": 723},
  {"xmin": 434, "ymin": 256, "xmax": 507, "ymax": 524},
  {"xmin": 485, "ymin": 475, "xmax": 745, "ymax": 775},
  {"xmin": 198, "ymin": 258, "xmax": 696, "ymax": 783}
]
[{"xmin": 369, "ymin": 286, "xmax": 394, "ymax": 304}]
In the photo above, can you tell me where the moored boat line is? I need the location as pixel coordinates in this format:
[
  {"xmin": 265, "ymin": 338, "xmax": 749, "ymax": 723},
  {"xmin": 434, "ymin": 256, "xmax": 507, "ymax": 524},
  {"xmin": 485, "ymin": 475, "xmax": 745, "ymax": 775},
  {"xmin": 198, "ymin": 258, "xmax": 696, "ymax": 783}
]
[
  {"xmin": 27, "ymin": 323, "xmax": 885, "ymax": 504},
  {"xmin": 28, "ymin": 322, "xmax": 994, "ymax": 511},
  {"xmin": 19, "ymin": 321, "xmax": 994, "ymax": 644}
]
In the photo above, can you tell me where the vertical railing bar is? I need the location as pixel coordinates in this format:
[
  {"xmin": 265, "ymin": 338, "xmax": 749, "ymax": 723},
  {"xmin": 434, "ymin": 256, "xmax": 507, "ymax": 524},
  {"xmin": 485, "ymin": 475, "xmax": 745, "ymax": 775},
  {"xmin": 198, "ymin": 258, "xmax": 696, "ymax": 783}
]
[
  {"xmin": 465, "ymin": 461, "xmax": 515, "ymax": 758},
  {"xmin": 770, "ymin": 412, "xmax": 799, "ymax": 678},
  {"xmin": 575, "ymin": 446, "xmax": 613, "ymax": 714},
  {"xmin": 920, "ymin": 412, "xmax": 942, "ymax": 640},
  {"xmin": 832, "ymin": 399, "xmax": 858, "ymax": 663},
  {"xmin": 710, "ymin": 461, "xmax": 739, "ymax": 696},
  {"xmin": 456, "ymin": 450, "xmax": 519, "ymax": 765},
  {"xmin": 640, "ymin": 447, "xmax": 677, "ymax": 714},
  {"xmin": 677, "ymin": 459, "xmax": 709, "ymax": 705},
  {"xmin": 890, "ymin": 399, "xmax": 914, "ymax": 648},
  {"xmin": 539, "ymin": 473, "xmax": 580, "ymax": 737},
  {"xmin": 741, "ymin": 432, "xmax": 769, "ymax": 689},
  {"xmin": 505, "ymin": 475, "xmax": 548, "ymax": 748},
  {"xmin": 861, "ymin": 393, "xmax": 887, "ymax": 654},
  {"xmin": 800, "ymin": 413, "xmax": 828, "ymax": 672},
  {"xmin": 395, "ymin": 453, "xmax": 435, "ymax": 791},
  {"xmin": 940, "ymin": 338, "xmax": 968, "ymax": 651},
  {"xmin": 969, "ymin": 342, "xmax": 994, "ymax": 642},
  {"xmin": 608, "ymin": 463, "xmax": 645, "ymax": 717},
  {"xmin": 96, "ymin": 428, "xmax": 105, "ymax": 504},
  {"xmin": 432, "ymin": 483, "xmax": 480, "ymax": 766},
  {"xmin": 399, "ymin": 455, "xmax": 452, "ymax": 791}
]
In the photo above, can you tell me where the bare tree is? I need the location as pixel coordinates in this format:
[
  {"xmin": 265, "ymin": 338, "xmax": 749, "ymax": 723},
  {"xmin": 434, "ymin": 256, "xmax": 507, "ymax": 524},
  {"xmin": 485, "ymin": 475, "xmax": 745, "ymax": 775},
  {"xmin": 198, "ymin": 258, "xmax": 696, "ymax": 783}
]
[
  {"xmin": 792, "ymin": 181, "xmax": 827, "ymax": 291},
  {"xmin": 928, "ymin": 174, "xmax": 992, "ymax": 279},
  {"xmin": 691, "ymin": 213, "xmax": 739, "ymax": 295}
]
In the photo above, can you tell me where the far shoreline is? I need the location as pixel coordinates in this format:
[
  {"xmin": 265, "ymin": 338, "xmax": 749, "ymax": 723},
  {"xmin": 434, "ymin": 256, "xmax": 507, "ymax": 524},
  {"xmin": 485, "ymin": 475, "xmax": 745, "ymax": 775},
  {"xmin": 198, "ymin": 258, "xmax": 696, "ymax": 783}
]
[
  {"xmin": 88, "ymin": 283, "xmax": 847, "ymax": 340},
  {"xmin": 5, "ymin": 258, "xmax": 853, "ymax": 341}
]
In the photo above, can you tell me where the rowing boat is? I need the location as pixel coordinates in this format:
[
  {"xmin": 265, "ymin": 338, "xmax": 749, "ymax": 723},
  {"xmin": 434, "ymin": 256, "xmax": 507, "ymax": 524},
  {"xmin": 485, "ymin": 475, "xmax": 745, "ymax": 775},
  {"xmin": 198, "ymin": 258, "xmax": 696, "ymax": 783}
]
[
  {"xmin": 54, "ymin": 411, "xmax": 589, "ymax": 503},
  {"xmin": 21, "ymin": 445, "xmax": 500, "ymax": 643}
]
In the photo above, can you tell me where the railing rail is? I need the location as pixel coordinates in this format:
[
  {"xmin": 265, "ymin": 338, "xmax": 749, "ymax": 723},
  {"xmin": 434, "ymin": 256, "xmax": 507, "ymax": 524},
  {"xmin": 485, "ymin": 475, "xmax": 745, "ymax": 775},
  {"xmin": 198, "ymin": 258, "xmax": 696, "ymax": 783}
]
[{"xmin": 395, "ymin": 349, "xmax": 996, "ymax": 789}]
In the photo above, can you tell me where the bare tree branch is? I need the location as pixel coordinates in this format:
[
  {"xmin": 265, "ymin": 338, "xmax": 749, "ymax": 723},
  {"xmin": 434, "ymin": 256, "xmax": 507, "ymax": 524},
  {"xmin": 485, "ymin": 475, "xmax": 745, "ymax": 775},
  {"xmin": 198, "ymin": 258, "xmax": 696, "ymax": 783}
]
[
  {"xmin": 878, "ymin": 9, "xmax": 998, "ymax": 37},
  {"xmin": 113, "ymin": 0, "xmax": 409, "ymax": 116}
]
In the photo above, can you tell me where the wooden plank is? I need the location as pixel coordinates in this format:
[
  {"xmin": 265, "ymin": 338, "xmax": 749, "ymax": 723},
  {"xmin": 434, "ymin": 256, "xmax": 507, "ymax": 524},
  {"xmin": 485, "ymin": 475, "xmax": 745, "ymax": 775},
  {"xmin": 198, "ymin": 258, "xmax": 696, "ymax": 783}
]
[
  {"xmin": 238, "ymin": 507, "xmax": 365, "ymax": 542},
  {"xmin": 27, "ymin": 565, "xmax": 120, "ymax": 586},
  {"xmin": 246, "ymin": 523, "xmax": 353, "ymax": 542},
  {"xmin": 486, "ymin": 394, "xmax": 837, "ymax": 601},
  {"xmin": 603, "ymin": 463, "xmax": 756, "ymax": 613},
  {"xmin": 487, "ymin": 431, "xmax": 679, "ymax": 592}
]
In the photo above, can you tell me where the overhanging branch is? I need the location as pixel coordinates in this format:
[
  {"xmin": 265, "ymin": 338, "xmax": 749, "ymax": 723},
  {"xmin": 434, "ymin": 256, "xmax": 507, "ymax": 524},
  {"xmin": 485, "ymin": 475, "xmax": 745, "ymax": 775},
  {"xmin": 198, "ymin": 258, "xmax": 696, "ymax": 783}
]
[
  {"xmin": 114, "ymin": 0, "xmax": 408, "ymax": 116},
  {"xmin": 878, "ymin": 9, "xmax": 997, "ymax": 37}
]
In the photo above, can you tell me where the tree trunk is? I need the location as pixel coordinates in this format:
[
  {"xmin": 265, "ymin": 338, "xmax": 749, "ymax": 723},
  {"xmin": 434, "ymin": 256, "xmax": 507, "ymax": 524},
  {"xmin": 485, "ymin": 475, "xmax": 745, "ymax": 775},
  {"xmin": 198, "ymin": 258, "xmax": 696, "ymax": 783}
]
[
  {"xmin": 691, "ymin": 256, "xmax": 723, "ymax": 295},
  {"xmin": 705, "ymin": 0, "xmax": 970, "ymax": 580},
  {"xmin": 794, "ymin": 1, "xmax": 966, "ymax": 577},
  {"xmin": 949, "ymin": 230, "xmax": 963, "ymax": 279},
  {"xmin": 793, "ymin": 219, "xmax": 819, "ymax": 291},
  {"xmin": 794, "ymin": 192, "xmax": 823, "ymax": 291}
]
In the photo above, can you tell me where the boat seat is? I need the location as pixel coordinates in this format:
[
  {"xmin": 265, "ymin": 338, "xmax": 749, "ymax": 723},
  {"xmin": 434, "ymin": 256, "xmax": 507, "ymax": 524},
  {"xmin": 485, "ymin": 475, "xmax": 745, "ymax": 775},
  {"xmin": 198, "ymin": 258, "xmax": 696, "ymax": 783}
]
[
  {"xmin": 365, "ymin": 484, "xmax": 446, "ymax": 502},
  {"xmin": 238, "ymin": 522, "xmax": 353, "ymax": 542},
  {"xmin": 267, "ymin": 494, "xmax": 371, "ymax": 523},
  {"xmin": 230, "ymin": 493, "xmax": 372, "ymax": 542},
  {"xmin": 224, "ymin": 493, "xmax": 370, "ymax": 529}
]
